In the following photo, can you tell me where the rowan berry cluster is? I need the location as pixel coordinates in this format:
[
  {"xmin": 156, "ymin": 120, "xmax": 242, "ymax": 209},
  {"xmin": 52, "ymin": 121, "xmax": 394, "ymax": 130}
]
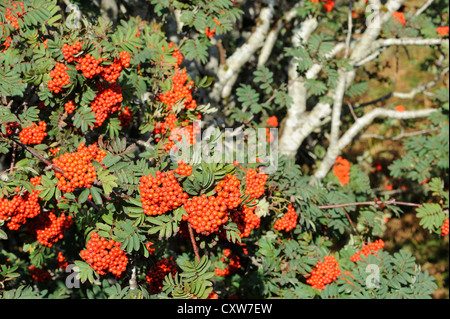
[
  {"xmin": 80, "ymin": 232, "xmax": 128, "ymax": 277},
  {"xmin": 223, "ymin": 248, "xmax": 232, "ymax": 258},
  {"xmin": 90, "ymin": 82, "xmax": 123, "ymax": 127},
  {"xmin": 62, "ymin": 40, "xmax": 131, "ymax": 89},
  {"xmin": 183, "ymin": 174, "xmax": 242, "ymax": 235},
  {"xmin": 4, "ymin": 2, "xmax": 25, "ymax": 30},
  {"xmin": 0, "ymin": 23, "xmax": 12, "ymax": 53},
  {"xmin": 165, "ymin": 113, "xmax": 178, "ymax": 130},
  {"xmin": 28, "ymin": 265, "xmax": 52, "ymax": 283},
  {"xmin": 19, "ymin": 121, "xmax": 47, "ymax": 145},
  {"xmin": 64, "ymin": 100, "xmax": 75, "ymax": 114},
  {"xmin": 183, "ymin": 194, "xmax": 229, "ymax": 235},
  {"xmin": 101, "ymin": 51, "xmax": 131, "ymax": 83},
  {"xmin": 139, "ymin": 170, "xmax": 189, "ymax": 216},
  {"xmin": 146, "ymin": 257, "xmax": 177, "ymax": 294},
  {"xmin": 215, "ymin": 253, "xmax": 242, "ymax": 277},
  {"xmin": 273, "ymin": 204, "xmax": 298, "ymax": 232},
  {"xmin": 392, "ymin": 11, "xmax": 406, "ymax": 25},
  {"xmin": 168, "ymin": 42, "xmax": 183, "ymax": 68},
  {"xmin": 153, "ymin": 121, "xmax": 168, "ymax": 140},
  {"xmin": 57, "ymin": 251, "xmax": 69, "ymax": 269},
  {"xmin": 157, "ymin": 69, "xmax": 197, "ymax": 111},
  {"xmin": 266, "ymin": 116, "xmax": 278, "ymax": 127},
  {"xmin": 175, "ymin": 160, "xmax": 193, "ymax": 176},
  {"xmin": 441, "ymin": 218, "xmax": 449, "ymax": 236},
  {"xmin": 27, "ymin": 211, "xmax": 73, "ymax": 247},
  {"xmin": 152, "ymin": 114, "xmax": 179, "ymax": 142},
  {"xmin": 265, "ymin": 128, "xmax": 275, "ymax": 142},
  {"xmin": 118, "ymin": 106, "xmax": 133, "ymax": 127},
  {"xmin": 145, "ymin": 241, "xmax": 156, "ymax": 254},
  {"xmin": 306, "ymin": 255, "xmax": 341, "ymax": 290},
  {"xmin": 205, "ymin": 27, "xmax": 216, "ymax": 38},
  {"xmin": 52, "ymin": 143, "xmax": 106, "ymax": 193},
  {"xmin": 165, "ymin": 121, "xmax": 201, "ymax": 152},
  {"xmin": 62, "ymin": 42, "xmax": 83, "ymax": 63},
  {"xmin": 0, "ymin": 36, "xmax": 11, "ymax": 53},
  {"xmin": 230, "ymin": 205, "xmax": 261, "ymax": 238},
  {"xmin": 437, "ymin": 26, "xmax": 449, "ymax": 36},
  {"xmin": 395, "ymin": 105, "xmax": 406, "ymax": 112},
  {"xmin": 75, "ymin": 53, "xmax": 104, "ymax": 79},
  {"xmin": 47, "ymin": 62, "xmax": 71, "ymax": 94},
  {"xmin": 2, "ymin": 121, "xmax": 19, "ymax": 137},
  {"xmin": 333, "ymin": 156, "xmax": 350, "ymax": 185},
  {"xmin": 49, "ymin": 147, "xmax": 61, "ymax": 155},
  {"xmin": 350, "ymin": 239, "xmax": 385, "ymax": 262},
  {"xmin": 245, "ymin": 168, "xmax": 268, "ymax": 199},
  {"xmin": 0, "ymin": 177, "xmax": 42, "ymax": 230}
]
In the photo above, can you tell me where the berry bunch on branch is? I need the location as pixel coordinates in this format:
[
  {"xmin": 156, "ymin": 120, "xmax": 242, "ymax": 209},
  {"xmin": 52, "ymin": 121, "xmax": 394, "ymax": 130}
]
[{"xmin": 52, "ymin": 143, "xmax": 106, "ymax": 193}]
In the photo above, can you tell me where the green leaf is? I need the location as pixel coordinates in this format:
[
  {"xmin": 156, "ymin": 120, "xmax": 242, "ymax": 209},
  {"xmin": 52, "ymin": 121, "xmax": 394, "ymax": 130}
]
[
  {"xmin": 89, "ymin": 187, "xmax": 103, "ymax": 205},
  {"xmin": 78, "ymin": 188, "xmax": 90, "ymax": 203}
]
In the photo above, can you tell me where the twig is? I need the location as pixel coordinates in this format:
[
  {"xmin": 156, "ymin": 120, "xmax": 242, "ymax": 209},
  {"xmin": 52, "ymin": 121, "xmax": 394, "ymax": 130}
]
[
  {"xmin": 10, "ymin": 139, "xmax": 18, "ymax": 172},
  {"xmin": 8, "ymin": 136, "xmax": 65, "ymax": 175},
  {"xmin": 341, "ymin": 207, "xmax": 359, "ymax": 235},
  {"xmin": 187, "ymin": 223, "xmax": 201, "ymax": 263},
  {"xmin": 215, "ymin": 40, "xmax": 226, "ymax": 66},
  {"xmin": 361, "ymin": 127, "xmax": 439, "ymax": 140},
  {"xmin": 345, "ymin": 0, "xmax": 354, "ymax": 59},
  {"xmin": 415, "ymin": 0, "xmax": 434, "ymax": 16},
  {"xmin": 346, "ymin": 102, "xmax": 358, "ymax": 121},
  {"xmin": 318, "ymin": 199, "xmax": 422, "ymax": 210},
  {"xmin": 311, "ymin": 107, "xmax": 437, "ymax": 182},
  {"xmin": 86, "ymin": 198, "xmax": 102, "ymax": 213}
]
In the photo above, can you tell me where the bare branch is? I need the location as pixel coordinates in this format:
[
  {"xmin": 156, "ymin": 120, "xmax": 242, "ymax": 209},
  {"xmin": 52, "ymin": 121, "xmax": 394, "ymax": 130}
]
[
  {"xmin": 210, "ymin": 0, "xmax": 276, "ymax": 102},
  {"xmin": 345, "ymin": 0, "xmax": 354, "ymax": 59},
  {"xmin": 393, "ymin": 65, "xmax": 449, "ymax": 99},
  {"xmin": 8, "ymin": 136, "xmax": 65, "ymax": 175},
  {"xmin": 279, "ymin": 0, "xmax": 407, "ymax": 158},
  {"xmin": 187, "ymin": 223, "xmax": 201, "ymax": 263},
  {"xmin": 372, "ymin": 37, "xmax": 449, "ymax": 50},
  {"xmin": 361, "ymin": 127, "xmax": 439, "ymax": 140},
  {"xmin": 311, "ymin": 108, "xmax": 437, "ymax": 183},
  {"xmin": 318, "ymin": 199, "xmax": 423, "ymax": 209},
  {"xmin": 258, "ymin": 2, "xmax": 301, "ymax": 66},
  {"xmin": 415, "ymin": 0, "xmax": 434, "ymax": 16}
]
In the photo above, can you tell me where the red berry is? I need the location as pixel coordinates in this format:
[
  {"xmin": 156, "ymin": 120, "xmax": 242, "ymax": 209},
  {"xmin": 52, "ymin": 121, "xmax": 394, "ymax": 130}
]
[
  {"xmin": 80, "ymin": 232, "xmax": 128, "ymax": 277},
  {"xmin": 306, "ymin": 255, "xmax": 341, "ymax": 290},
  {"xmin": 47, "ymin": 62, "xmax": 71, "ymax": 93}
]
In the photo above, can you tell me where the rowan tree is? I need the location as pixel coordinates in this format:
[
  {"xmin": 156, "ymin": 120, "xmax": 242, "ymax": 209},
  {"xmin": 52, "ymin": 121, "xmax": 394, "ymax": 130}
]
[{"xmin": 0, "ymin": 0, "xmax": 448, "ymax": 300}]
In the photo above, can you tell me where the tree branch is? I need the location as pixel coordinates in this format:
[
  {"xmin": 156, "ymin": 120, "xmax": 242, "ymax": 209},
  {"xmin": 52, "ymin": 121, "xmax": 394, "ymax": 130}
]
[
  {"xmin": 415, "ymin": 0, "xmax": 434, "ymax": 16},
  {"xmin": 210, "ymin": 0, "xmax": 276, "ymax": 102},
  {"xmin": 279, "ymin": 0, "xmax": 407, "ymax": 158},
  {"xmin": 258, "ymin": 2, "xmax": 301, "ymax": 66},
  {"xmin": 187, "ymin": 223, "xmax": 201, "ymax": 263},
  {"xmin": 372, "ymin": 37, "xmax": 449, "ymax": 50},
  {"xmin": 318, "ymin": 199, "xmax": 423, "ymax": 209},
  {"xmin": 8, "ymin": 136, "xmax": 65, "ymax": 175},
  {"xmin": 311, "ymin": 108, "xmax": 437, "ymax": 183},
  {"xmin": 345, "ymin": 0, "xmax": 354, "ymax": 59}
]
